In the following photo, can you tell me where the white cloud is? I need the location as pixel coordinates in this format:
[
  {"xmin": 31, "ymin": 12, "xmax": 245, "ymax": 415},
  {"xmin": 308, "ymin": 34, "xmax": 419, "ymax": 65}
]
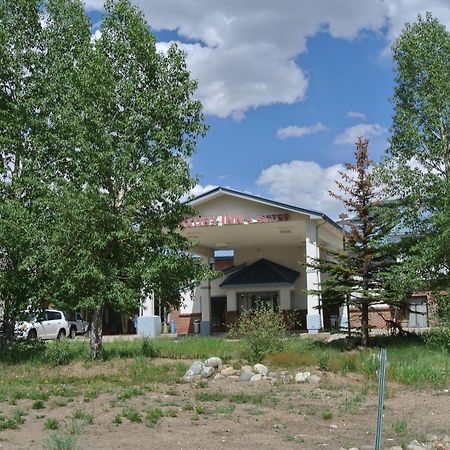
[
  {"xmin": 256, "ymin": 160, "xmax": 345, "ymax": 219},
  {"xmin": 85, "ymin": 1, "xmax": 450, "ymax": 119},
  {"xmin": 190, "ymin": 184, "xmax": 218, "ymax": 198},
  {"xmin": 276, "ymin": 122, "xmax": 328, "ymax": 140},
  {"xmin": 334, "ymin": 123, "xmax": 387, "ymax": 145},
  {"xmin": 347, "ymin": 111, "xmax": 366, "ymax": 119}
]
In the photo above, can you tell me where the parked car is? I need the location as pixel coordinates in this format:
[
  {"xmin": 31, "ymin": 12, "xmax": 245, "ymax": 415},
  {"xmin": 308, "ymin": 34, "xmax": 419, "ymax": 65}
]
[
  {"xmin": 63, "ymin": 312, "xmax": 90, "ymax": 339},
  {"xmin": 15, "ymin": 309, "xmax": 69, "ymax": 340}
]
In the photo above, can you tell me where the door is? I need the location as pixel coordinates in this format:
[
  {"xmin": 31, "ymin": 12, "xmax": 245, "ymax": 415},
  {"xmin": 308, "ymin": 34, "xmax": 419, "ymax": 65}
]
[
  {"xmin": 408, "ymin": 299, "xmax": 428, "ymax": 328},
  {"xmin": 45, "ymin": 310, "xmax": 64, "ymax": 338},
  {"xmin": 211, "ymin": 296, "xmax": 227, "ymax": 332}
]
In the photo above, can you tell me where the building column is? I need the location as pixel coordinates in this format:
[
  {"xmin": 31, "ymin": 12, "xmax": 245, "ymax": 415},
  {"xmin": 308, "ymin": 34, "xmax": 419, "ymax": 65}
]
[
  {"xmin": 200, "ymin": 254, "xmax": 214, "ymax": 336},
  {"xmin": 305, "ymin": 220, "xmax": 322, "ymax": 334}
]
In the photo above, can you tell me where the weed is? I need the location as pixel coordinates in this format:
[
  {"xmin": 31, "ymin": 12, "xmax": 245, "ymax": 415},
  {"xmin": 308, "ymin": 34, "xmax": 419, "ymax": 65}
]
[
  {"xmin": 122, "ymin": 407, "xmax": 142, "ymax": 423},
  {"xmin": 141, "ymin": 338, "xmax": 160, "ymax": 358},
  {"xmin": 322, "ymin": 409, "xmax": 333, "ymax": 420},
  {"xmin": 113, "ymin": 415, "xmax": 122, "ymax": 426},
  {"xmin": 0, "ymin": 408, "xmax": 26, "ymax": 431},
  {"xmin": 392, "ymin": 419, "xmax": 408, "ymax": 434},
  {"xmin": 117, "ymin": 387, "xmax": 144, "ymax": 401},
  {"xmin": 165, "ymin": 409, "xmax": 178, "ymax": 418},
  {"xmin": 44, "ymin": 419, "xmax": 59, "ymax": 430},
  {"xmin": 45, "ymin": 432, "xmax": 78, "ymax": 450},
  {"xmin": 214, "ymin": 405, "xmax": 235, "ymax": 415},
  {"xmin": 195, "ymin": 380, "xmax": 208, "ymax": 389},
  {"xmin": 195, "ymin": 405, "xmax": 206, "ymax": 415},
  {"xmin": 182, "ymin": 402, "xmax": 194, "ymax": 412},
  {"xmin": 32, "ymin": 399, "xmax": 45, "ymax": 410},
  {"xmin": 246, "ymin": 407, "xmax": 266, "ymax": 416},
  {"xmin": 165, "ymin": 387, "xmax": 177, "ymax": 396},
  {"xmin": 229, "ymin": 392, "xmax": 263, "ymax": 405},
  {"xmin": 145, "ymin": 408, "xmax": 163, "ymax": 427},
  {"xmin": 195, "ymin": 392, "xmax": 226, "ymax": 402}
]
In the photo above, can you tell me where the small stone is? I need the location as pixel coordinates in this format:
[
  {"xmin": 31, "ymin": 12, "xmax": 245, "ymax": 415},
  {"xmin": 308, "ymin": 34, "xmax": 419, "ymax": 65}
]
[
  {"xmin": 221, "ymin": 366, "xmax": 236, "ymax": 376},
  {"xmin": 307, "ymin": 374, "xmax": 321, "ymax": 384},
  {"xmin": 295, "ymin": 372, "xmax": 311, "ymax": 383},
  {"xmin": 280, "ymin": 371, "xmax": 292, "ymax": 384},
  {"xmin": 388, "ymin": 447, "xmax": 403, "ymax": 450},
  {"xmin": 228, "ymin": 375, "xmax": 240, "ymax": 381},
  {"xmin": 250, "ymin": 374, "xmax": 263, "ymax": 382},
  {"xmin": 253, "ymin": 363, "xmax": 268, "ymax": 376},
  {"xmin": 330, "ymin": 424, "xmax": 338, "ymax": 429},
  {"xmin": 214, "ymin": 373, "xmax": 225, "ymax": 381},
  {"xmin": 205, "ymin": 357, "xmax": 222, "ymax": 368},
  {"xmin": 240, "ymin": 371, "xmax": 254, "ymax": 382},
  {"xmin": 240, "ymin": 365, "xmax": 253, "ymax": 373},
  {"xmin": 407, "ymin": 442, "xmax": 425, "ymax": 450},
  {"xmin": 348, "ymin": 448, "xmax": 359, "ymax": 450},
  {"xmin": 201, "ymin": 366, "xmax": 215, "ymax": 378}
]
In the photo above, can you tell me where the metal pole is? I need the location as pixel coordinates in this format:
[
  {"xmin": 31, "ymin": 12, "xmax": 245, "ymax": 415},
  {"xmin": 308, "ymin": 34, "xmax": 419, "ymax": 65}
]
[{"xmin": 374, "ymin": 348, "xmax": 387, "ymax": 450}]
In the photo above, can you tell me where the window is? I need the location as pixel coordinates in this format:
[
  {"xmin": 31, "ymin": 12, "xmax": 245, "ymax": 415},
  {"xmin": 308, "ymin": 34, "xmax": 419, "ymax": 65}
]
[
  {"xmin": 238, "ymin": 291, "xmax": 279, "ymax": 312},
  {"xmin": 46, "ymin": 311, "xmax": 62, "ymax": 321}
]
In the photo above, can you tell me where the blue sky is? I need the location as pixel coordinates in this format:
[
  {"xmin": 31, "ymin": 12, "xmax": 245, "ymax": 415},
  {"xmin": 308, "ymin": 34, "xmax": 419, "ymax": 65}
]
[{"xmin": 85, "ymin": 0, "xmax": 450, "ymax": 219}]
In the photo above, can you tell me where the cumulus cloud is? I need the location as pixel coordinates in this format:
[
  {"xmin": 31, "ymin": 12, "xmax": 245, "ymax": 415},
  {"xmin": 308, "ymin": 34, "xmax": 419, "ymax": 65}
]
[
  {"xmin": 276, "ymin": 122, "xmax": 329, "ymax": 140},
  {"xmin": 347, "ymin": 111, "xmax": 366, "ymax": 119},
  {"xmin": 190, "ymin": 184, "xmax": 218, "ymax": 198},
  {"xmin": 84, "ymin": 0, "xmax": 450, "ymax": 119},
  {"xmin": 256, "ymin": 160, "xmax": 345, "ymax": 219},
  {"xmin": 334, "ymin": 123, "xmax": 387, "ymax": 145}
]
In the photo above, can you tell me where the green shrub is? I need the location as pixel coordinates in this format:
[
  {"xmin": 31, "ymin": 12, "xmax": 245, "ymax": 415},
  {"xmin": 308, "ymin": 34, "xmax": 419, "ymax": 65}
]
[
  {"xmin": 45, "ymin": 432, "xmax": 78, "ymax": 450},
  {"xmin": 229, "ymin": 305, "xmax": 285, "ymax": 363},
  {"xmin": 141, "ymin": 338, "xmax": 160, "ymax": 358},
  {"xmin": 145, "ymin": 407, "xmax": 163, "ymax": 426},
  {"xmin": 424, "ymin": 327, "xmax": 450, "ymax": 352},
  {"xmin": 45, "ymin": 340, "xmax": 73, "ymax": 366},
  {"xmin": 44, "ymin": 419, "xmax": 59, "ymax": 430}
]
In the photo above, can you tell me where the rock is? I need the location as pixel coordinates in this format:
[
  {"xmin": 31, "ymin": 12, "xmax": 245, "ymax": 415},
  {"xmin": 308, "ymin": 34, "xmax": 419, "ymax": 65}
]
[
  {"xmin": 295, "ymin": 372, "xmax": 311, "ymax": 383},
  {"xmin": 253, "ymin": 363, "xmax": 268, "ymax": 376},
  {"xmin": 184, "ymin": 360, "xmax": 205, "ymax": 379},
  {"xmin": 330, "ymin": 424, "xmax": 338, "ymax": 429},
  {"xmin": 240, "ymin": 371, "xmax": 254, "ymax": 382},
  {"xmin": 201, "ymin": 366, "xmax": 215, "ymax": 378},
  {"xmin": 214, "ymin": 373, "xmax": 225, "ymax": 381},
  {"xmin": 280, "ymin": 371, "xmax": 292, "ymax": 384},
  {"xmin": 250, "ymin": 374, "xmax": 263, "ymax": 382},
  {"xmin": 240, "ymin": 365, "xmax": 253, "ymax": 374},
  {"xmin": 205, "ymin": 357, "xmax": 222, "ymax": 368},
  {"xmin": 221, "ymin": 366, "xmax": 236, "ymax": 376},
  {"xmin": 348, "ymin": 448, "xmax": 359, "ymax": 450},
  {"xmin": 307, "ymin": 374, "xmax": 321, "ymax": 384},
  {"xmin": 407, "ymin": 442, "xmax": 425, "ymax": 450},
  {"xmin": 435, "ymin": 444, "xmax": 445, "ymax": 450},
  {"xmin": 388, "ymin": 447, "xmax": 403, "ymax": 450},
  {"xmin": 228, "ymin": 375, "xmax": 240, "ymax": 381}
]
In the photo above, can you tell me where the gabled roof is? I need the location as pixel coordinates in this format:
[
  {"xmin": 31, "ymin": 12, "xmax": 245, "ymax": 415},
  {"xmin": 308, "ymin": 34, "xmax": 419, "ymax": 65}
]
[
  {"xmin": 220, "ymin": 258, "xmax": 300, "ymax": 287},
  {"xmin": 187, "ymin": 186, "xmax": 340, "ymax": 229}
]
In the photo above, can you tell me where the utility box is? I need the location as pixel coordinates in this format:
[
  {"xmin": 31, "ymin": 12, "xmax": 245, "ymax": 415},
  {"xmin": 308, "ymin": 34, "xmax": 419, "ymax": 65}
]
[
  {"xmin": 193, "ymin": 319, "xmax": 201, "ymax": 335},
  {"xmin": 137, "ymin": 315, "xmax": 161, "ymax": 337}
]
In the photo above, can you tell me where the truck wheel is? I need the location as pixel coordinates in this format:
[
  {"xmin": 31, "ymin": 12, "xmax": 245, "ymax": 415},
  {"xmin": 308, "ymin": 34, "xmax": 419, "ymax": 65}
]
[
  {"xmin": 57, "ymin": 329, "xmax": 66, "ymax": 340},
  {"xmin": 69, "ymin": 327, "xmax": 77, "ymax": 339}
]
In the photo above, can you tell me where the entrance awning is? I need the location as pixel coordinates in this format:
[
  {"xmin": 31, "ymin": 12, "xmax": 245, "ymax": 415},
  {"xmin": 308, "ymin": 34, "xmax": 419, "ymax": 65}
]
[{"xmin": 220, "ymin": 258, "xmax": 299, "ymax": 288}]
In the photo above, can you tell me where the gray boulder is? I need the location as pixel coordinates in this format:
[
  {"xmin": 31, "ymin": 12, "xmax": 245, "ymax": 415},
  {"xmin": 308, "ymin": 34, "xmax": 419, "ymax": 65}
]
[
  {"xmin": 307, "ymin": 374, "xmax": 321, "ymax": 384},
  {"xmin": 295, "ymin": 372, "xmax": 311, "ymax": 383},
  {"xmin": 205, "ymin": 357, "xmax": 222, "ymax": 368},
  {"xmin": 250, "ymin": 374, "xmax": 263, "ymax": 382},
  {"xmin": 201, "ymin": 366, "xmax": 215, "ymax": 378},
  {"xmin": 184, "ymin": 360, "xmax": 205, "ymax": 379},
  {"xmin": 240, "ymin": 371, "xmax": 254, "ymax": 382}
]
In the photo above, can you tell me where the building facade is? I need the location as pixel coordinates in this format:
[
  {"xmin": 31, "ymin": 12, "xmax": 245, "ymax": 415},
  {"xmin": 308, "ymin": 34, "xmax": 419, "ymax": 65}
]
[{"xmin": 169, "ymin": 187, "xmax": 345, "ymax": 335}]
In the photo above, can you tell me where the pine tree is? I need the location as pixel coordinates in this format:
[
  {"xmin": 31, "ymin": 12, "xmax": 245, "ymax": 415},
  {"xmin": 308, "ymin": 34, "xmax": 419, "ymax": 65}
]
[{"xmin": 309, "ymin": 138, "xmax": 395, "ymax": 347}]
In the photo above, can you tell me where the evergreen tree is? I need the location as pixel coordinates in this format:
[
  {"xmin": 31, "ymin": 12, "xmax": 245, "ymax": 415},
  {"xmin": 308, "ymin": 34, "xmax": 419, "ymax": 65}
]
[{"xmin": 309, "ymin": 138, "xmax": 395, "ymax": 347}]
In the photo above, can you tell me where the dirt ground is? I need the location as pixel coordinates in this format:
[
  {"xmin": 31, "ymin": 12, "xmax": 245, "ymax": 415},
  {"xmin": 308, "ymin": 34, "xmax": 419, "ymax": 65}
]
[{"xmin": 0, "ymin": 362, "xmax": 449, "ymax": 450}]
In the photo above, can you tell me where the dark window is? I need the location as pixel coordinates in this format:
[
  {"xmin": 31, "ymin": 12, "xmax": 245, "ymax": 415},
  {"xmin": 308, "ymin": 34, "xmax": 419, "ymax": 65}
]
[
  {"xmin": 46, "ymin": 311, "xmax": 62, "ymax": 321},
  {"xmin": 237, "ymin": 291, "xmax": 279, "ymax": 312}
]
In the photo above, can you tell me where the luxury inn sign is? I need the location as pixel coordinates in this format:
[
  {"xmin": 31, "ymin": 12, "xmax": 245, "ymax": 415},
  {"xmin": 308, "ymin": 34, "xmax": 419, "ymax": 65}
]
[{"xmin": 181, "ymin": 213, "xmax": 290, "ymax": 228}]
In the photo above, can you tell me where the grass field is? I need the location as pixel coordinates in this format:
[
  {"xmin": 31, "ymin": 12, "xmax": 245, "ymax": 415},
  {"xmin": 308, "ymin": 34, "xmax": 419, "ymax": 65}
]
[{"xmin": 0, "ymin": 334, "xmax": 448, "ymax": 449}]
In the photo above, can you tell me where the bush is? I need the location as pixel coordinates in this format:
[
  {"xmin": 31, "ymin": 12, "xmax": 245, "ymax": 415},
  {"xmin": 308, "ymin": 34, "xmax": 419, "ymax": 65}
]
[
  {"xmin": 229, "ymin": 305, "xmax": 285, "ymax": 363},
  {"xmin": 424, "ymin": 326, "xmax": 450, "ymax": 352},
  {"xmin": 45, "ymin": 340, "xmax": 74, "ymax": 366},
  {"xmin": 141, "ymin": 338, "xmax": 160, "ymax": 357}
]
